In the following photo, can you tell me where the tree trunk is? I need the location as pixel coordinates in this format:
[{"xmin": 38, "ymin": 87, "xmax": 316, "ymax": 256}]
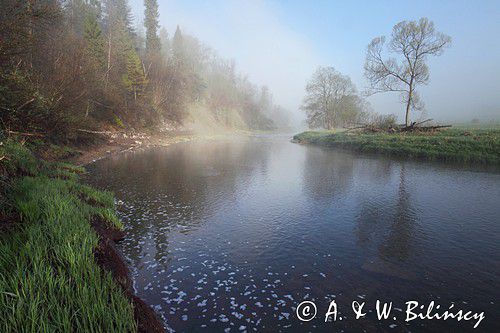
[
  {"xmin": 405, "ymin": 96, "xmax": 411, "ymax": 127},
  {"xmin": 405, "ymin": 83, "xmax": 413, "ymax": 127},
  {"xmin": 27, "ymin": 0, "xmax": 34, "ymax": 68},
  {"xmin": 106, "ymin": 34, "xmax": 112, "ymax": 89}
]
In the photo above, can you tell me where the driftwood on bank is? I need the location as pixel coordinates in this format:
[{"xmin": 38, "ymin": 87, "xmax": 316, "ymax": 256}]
[
  {"xmin": 401, "ymin": 124, "xmax": 452, "ymax": 132},
  {"xmin": 400, "ymin": 120, "xmax": 452, "ymax": 132}
]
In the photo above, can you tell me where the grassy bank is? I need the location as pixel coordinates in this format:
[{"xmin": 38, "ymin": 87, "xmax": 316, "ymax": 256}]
[
  {"xmin": 293, "ymin": 128, "xmax": 500, "ymax": 164},
  {"xmin": 0, "ymin": 141, "xmax": 137, "ymax": 332}
]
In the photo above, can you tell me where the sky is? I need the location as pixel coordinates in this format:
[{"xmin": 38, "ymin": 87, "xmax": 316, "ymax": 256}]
[{"xmin": 129, "ymin": 0, "xmax": 500, "ymax": 124}]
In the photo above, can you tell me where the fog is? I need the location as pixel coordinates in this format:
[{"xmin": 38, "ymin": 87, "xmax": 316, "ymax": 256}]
[{"xmin": 130, "ymin": 0, "xmax": 500, "ymax": 126}]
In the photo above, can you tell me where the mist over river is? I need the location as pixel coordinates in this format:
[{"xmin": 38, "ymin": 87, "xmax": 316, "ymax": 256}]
[{"xmin": 87, "ymin": 135, "xmax": 500, "ymax": 332}]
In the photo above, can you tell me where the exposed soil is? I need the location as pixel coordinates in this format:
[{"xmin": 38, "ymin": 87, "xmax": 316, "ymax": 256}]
[
  {"xmin": 0, "ymin": 212, "xmax": 17, "ymax": 235},
  {"xmin": 91, "ymin": 217, "xmax": 126, "ymax": 242},
  {"xmin": 92, "ymin": 217, "xmax": 165, "ymax": 333},
  {"xmin": 127, "ymin": 292, "xmax": 166, "ymax": 333}
]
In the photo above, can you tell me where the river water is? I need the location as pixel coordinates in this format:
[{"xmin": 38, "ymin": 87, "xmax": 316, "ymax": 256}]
[{"xmin": 87, "ymin": 135, "xmax": 500, "ymax": 332}]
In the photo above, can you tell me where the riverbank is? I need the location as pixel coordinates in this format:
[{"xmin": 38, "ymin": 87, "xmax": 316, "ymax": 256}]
[
  {"xmin": 293, "ymin": 128, "xmax": 500, "ymax": 164},
  {"xmin": 0, "ymin": 140, "xmax": 164, "ymax": 332},
  {"xmin": 61, "ymin": 130, "xmax": 195, "ymax": 166}
]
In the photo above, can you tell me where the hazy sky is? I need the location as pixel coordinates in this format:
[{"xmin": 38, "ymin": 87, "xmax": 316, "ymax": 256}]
[{"xmin": 130, "ymin": 0, "xmax": 500, "ymax": 124}]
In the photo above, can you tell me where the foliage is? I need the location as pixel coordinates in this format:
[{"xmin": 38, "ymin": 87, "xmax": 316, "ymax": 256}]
[
  {"xmin": 144, "ymin": 0, "xmax": 161, "ymax": 55},
  {"xmin": 0, "ymin": 0, "xmax": 280, "ymax": 140},
  {"xmin": 113, "ymin": 114, "xmax": 125, "ymax": 128},
  {"xmin": 0, "ymin": 141, "xmax": 135, "ymax": 332},
  {"xmin": 370, "ymin": 114, "xmax": 398, "ymax": 130},
  {"xmin": 122, "ymin": 48, "xmax": 147, "ymax": 100},
  {"xmin": 84, "ymin": 12, "xmax": 106, "ymax": 74},
  {"xmin": 0, "ymin": 139, "xmax": 39, "ymax": 176},
  {"xmin": 301, "ymin": 66, "xmax": 367, "ymax": 129}
]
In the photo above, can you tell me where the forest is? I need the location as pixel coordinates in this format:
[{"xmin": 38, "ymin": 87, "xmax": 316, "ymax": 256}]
[{"xmin": 0, "ymin": 0, "xmax": 287, "ymax": 144}]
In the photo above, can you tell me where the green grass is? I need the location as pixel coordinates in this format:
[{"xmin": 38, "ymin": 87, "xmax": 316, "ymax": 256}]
[
  {"xmin": 293, "ymin": 128, "xmax": 500, "ymax": 164},
  {"xmin": 0, "ymin": 140, "xmax": 136, "ymax": 332}
]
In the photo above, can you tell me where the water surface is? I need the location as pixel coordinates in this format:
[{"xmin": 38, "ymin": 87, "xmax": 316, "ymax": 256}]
[{"xmin": 87, "ymin": 135, "xmax": 500, "ymax": 332}]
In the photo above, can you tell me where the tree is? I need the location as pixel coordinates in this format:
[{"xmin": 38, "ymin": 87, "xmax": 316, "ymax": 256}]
[
  {"xmin": 66, "ymin": 0, "xmax": 87, "ymax": 35},
  {"xmin": 159, "ymin": 27, "xmax": 170, "ymax": 59},
  {"xmin": 103, "ymin": 0, "xmax": 133, "ymax": 33},
  {"xmin": 84, "ymin": 12, "xmax": 106, "ymax": 72},
  {"xmin": 364, "ymin": 18, "xmax": 451, "ymax": 126},
  {"xmin": 102, "ymin": 0, "xmax": 135, "ymax": 90},
  {"xmin": 171, "ymin": 25, "xmax": 184, "ymax": 61},
  {"xmin": 144, "ymin": 0, "xmax": 160, "ymax": 55},
  {"xmin": 301, "ymin": 66, "xmax": 362, "ymax": 129},
  {"xmin": 258, "ymin": 86, "xmax": 272, "ymax": 114},
  {"xmin": 83, "ymin": 10, "xmax": 106, "ymax": 116},
  {"xmin": 122, "ymin": 48, "xmax": 147, "ymax": 100}
]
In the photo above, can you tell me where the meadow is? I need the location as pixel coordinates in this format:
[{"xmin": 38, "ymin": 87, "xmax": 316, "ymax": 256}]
[{"xmin": 293, "ymin": 127, "xmax": 500, "ymax": 165}]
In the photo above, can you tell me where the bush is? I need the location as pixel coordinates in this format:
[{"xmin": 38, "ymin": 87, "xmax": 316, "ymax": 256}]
[
  {"xmin": 0, "ymin": 140, "xmax": 39, "ymax": 177},
  {"xmin": 371, "ymin": 114, "xmax": 397, "ymax": 130}
]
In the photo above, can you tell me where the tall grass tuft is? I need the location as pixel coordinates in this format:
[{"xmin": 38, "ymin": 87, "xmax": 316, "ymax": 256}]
[{"xmin": 0, "ymin": 140, "xmax": 136, "ymax": 332}]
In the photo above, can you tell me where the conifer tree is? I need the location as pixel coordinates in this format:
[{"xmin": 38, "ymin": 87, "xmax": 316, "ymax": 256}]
[
  {"xmin": 172, "ymin": 25, "xmax": 184, "ymax": 61},
  {"xmin": 103, "ymin": 0, "xmax": 133, "ymax": 33},
  {"xmin": 159, "ymin": 27, "xmax": 170, "ymax": 58},
  {"xmin": 144, "ymin": 0, "xmax": 160, "ymax": 55},
  {"xmin": 82, "ymin": 10, "xmax": 106, "ymax": 117},
  {"xmin": 84, "ymin": 12, "xmax": 105, "ymax": 72},
  {"xmin": 122, "ymin": 48, "xmax": 147, "ymax": 100},
  {"xmin": 103, "ymin": 0, "xmax": 135, "ymax": 91},
  {"xmin": 66, "ymin": 0, "xmax": 84, "ymax": 34}
]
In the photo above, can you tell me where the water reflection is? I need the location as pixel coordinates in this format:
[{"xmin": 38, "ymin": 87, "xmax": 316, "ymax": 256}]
[
  {"xmin": 356, "ymin": 163, "xmax": 418, "ymax": 264},
  {"xmin": 379, "ymin": 163, "xmax": 417, "ymax": 261},
  {"xmin": 89, "ymin": 138, "xmax": 274, "ymax": 270},
  {"xmin": 87, "ymin": 136, "xmax": 500, "ymax": 332},
  {"xmin": 301, "ymin": 146, "xmax": 355, "ymax": 200}
]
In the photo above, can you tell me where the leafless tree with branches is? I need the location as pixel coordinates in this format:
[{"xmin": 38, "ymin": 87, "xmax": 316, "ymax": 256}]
[{"xmin": 364, "ymin": 18, "xmax": 451, "ymax": 126}]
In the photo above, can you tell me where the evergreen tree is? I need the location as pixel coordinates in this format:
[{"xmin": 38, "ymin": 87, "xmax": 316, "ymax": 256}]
[
  {"xmin": 84, "ymin": 12, "xmax": 106, "ymax": 72},
  {"xmin": 172, "ymin": 25, "xmax": 184, "ymax": 61},
  {"xmin": 102, "ymin": 0, "xmax": 135, "ymax": 91},
  {"xmin": 159, "ymin": 27, "xmax": 170, "ymax": 58},
  {"xmin": 144, "ymin": 0, "xmax": 160, "ymax": 55},
  {"xmin": 122, "ymin": 48, "xmax": 147, "ymax": 100},
  {"xmin": 66, "ymin": 0, "xmax": 87, "ymax": 35},
  {"xmin": 103, "ymin": 0, "xmax": 133, "ymax": 34},
  {"xmin": 88, "ymin": 0, "xmax": 102, "ymax": 17}
]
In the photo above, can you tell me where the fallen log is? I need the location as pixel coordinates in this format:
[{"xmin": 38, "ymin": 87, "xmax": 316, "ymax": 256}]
[
  {"xmin": 400, "ymin": 121, "xmax": 451, "ymax": 132},
  {"xmin": 415, "ymin": 118, "xmax": 433, "ymax": 126},
  {"xmin": 414, "ymin": 125, "xmax": 452, "ymax": 131}
]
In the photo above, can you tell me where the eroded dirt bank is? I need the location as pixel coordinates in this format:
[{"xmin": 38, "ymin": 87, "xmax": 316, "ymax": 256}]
[{"xmin": 92, "ymin": 217, "xmax": 165, "ymax": 333}]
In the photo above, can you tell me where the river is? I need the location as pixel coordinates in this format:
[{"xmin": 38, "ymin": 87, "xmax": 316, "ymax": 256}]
[{"xmin": 87, "ymin": 134, "xmax": 500, "ymax": 332}]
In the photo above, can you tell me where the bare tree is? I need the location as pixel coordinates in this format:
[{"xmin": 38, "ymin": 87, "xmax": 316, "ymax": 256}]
[
  {"xmin": 364, "ymin": 18, "xmax": 451, "ymax": 126},
  {"xmin": 302, "ymin": 66, "xmax": 363, "ymax": 129}
]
